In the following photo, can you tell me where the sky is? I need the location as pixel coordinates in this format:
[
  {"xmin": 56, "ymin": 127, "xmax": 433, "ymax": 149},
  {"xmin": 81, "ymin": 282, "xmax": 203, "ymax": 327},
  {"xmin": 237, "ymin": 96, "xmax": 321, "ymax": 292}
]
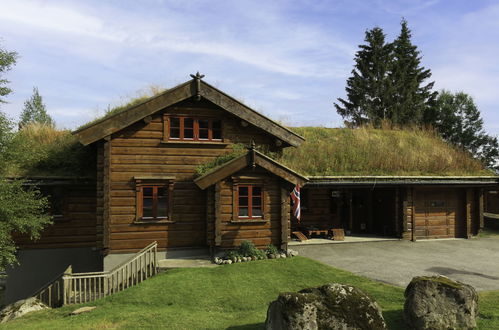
[{"xmin": 0, "ymin": 0, "xmax": 498, "ymax": 136}]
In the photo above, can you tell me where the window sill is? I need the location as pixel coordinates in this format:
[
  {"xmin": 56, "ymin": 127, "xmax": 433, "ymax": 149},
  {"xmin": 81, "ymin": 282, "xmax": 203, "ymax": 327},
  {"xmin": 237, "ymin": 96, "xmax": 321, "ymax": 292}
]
[
  {"xmin": 134, "ymin": 219, "xmax": 176, "ymax": 225},
  {"xmin": 230, "ymin": 219, "xmax": 268, "ymax": 224},
  {"xmin": 160, "ymin": 140, "xmax": 228, "ymax": 146}
]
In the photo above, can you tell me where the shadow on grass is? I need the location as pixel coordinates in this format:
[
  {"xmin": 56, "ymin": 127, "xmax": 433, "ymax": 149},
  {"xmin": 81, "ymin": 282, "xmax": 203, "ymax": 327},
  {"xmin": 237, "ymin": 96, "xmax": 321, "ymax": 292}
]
[
  {"xmin": 383, "ymin": 309, "xmax": 405, "ymax": 330},
  {"xmin": 226, "ymin": 323, "xmax": 264, "ymax": 330}
]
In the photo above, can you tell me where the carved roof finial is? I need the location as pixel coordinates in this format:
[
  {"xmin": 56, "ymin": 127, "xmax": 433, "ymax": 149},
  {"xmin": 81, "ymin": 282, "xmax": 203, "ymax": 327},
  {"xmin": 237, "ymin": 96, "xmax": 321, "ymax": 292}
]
[
  {"xmin": 190, "ymin": 72, "xmax": 205, "ymax": 101},
  {"xmin": 190, "ymin": 71, "xmax": 205, "ymax": 80}
]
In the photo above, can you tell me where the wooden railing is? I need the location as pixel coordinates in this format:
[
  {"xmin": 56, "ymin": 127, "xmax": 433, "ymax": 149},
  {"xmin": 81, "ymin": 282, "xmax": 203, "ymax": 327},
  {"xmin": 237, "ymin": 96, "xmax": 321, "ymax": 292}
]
[{"xmin": 34, "ymin": 241, "xmax": 158, "ymax": 307}]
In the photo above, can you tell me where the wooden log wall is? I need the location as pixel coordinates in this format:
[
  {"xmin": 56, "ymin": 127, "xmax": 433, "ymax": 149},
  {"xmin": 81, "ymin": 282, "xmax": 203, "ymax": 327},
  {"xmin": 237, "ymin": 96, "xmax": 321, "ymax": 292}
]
[
  {"xmin": 105, "ymin": 102, "xmax": 280, "ymax": 253},
  {"xmin": 209, "ymin": 169, "xmax": 283, "ymax": 249},
  {"xmin": 16, "ymin": 184, "xmax": 98, "ymax": 249},
  {"xmin": 402, "ymin": 188, "xmax": 414, "ymax": 240},
  {"xmin": 297, "ymin": 187, "xmax": 339, "ymax": 229}
]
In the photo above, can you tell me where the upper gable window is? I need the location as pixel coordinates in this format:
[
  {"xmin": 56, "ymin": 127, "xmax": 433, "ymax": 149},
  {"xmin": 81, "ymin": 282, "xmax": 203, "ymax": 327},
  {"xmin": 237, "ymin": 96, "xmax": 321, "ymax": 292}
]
[{"xmin": 165, "ymin": 116, "xmax": 222, "ymax": 141}]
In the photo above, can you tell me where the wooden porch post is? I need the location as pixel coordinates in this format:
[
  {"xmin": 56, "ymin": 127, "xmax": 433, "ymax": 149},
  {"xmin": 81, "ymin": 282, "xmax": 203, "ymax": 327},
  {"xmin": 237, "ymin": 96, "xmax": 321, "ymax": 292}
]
[
  {"xmin": 214, "ymin": 182, "xmax": 222, "ymax": 246},
  {"xmin": 280, "ymin": 187, "xmax": 290, "ymax": 250}
]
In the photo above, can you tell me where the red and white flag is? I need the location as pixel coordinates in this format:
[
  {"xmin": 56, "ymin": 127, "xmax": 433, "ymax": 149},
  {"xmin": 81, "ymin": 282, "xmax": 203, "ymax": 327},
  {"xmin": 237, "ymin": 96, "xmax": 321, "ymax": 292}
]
[{"xmin": 291, "ymin": 185, "xmax": 300, "ymax": 223}]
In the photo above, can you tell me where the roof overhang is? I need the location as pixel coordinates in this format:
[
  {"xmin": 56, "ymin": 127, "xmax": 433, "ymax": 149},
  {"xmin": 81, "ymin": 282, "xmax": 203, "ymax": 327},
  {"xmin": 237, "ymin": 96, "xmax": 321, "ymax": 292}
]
[
  {"xmin": 305, "ymin": 176, "xmax": 499, "ymax": 187},
  {"xmin": 73, "ymin": 78, "xmax": 304, "ymax": 147},
  {"xmin": 194, "ymin": 150, "xmax": 308, "ymax": 190}
]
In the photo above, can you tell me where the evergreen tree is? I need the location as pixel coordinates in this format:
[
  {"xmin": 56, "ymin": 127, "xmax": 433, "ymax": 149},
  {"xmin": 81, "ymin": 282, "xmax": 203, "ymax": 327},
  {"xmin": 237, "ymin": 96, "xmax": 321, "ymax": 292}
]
[
  {"xmin": 390, "ymin": 19, "xmax": 437, "ymax": 125},
  {"xmin": 19, "ymin": 87, "xmax": 54, "ymax": 128},
  {"xmin": 334, "ymin": 27, "xmax": 393, "ymax": 127},
  {"xmin": 0, "ymin": 43, "xmax": 51, "ymax": 268},
  {"xmin": 0, "ymin": 42, "xmax": 17, "ymax": 104},
  {"xmin": 434, "ymin": 90, "xmax": 499, "ymax": 170}
]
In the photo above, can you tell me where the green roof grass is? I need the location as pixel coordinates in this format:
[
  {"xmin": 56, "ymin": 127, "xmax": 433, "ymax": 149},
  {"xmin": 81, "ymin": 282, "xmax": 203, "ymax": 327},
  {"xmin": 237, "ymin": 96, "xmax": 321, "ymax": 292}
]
[
  {"xmin": 4, "ymin": 123, "xmax": 95, "ymax": 178},
  {"xmin": 277, "ymin": 127, "xmax": 492, "ymax": 176}
]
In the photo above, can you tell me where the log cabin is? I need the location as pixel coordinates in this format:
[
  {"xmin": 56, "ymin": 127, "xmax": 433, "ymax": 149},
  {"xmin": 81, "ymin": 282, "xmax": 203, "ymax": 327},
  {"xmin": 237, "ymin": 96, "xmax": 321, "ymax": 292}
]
[{"xmin": 5, "ymin": 73, "xmax": 499, "ymax": 304}]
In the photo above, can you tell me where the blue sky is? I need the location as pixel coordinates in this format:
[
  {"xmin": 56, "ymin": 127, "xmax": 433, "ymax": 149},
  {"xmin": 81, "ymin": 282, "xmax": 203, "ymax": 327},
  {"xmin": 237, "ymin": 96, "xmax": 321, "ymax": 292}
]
[{"xmin": 0, "ymin": 0, "xmax": 498, "ymax": 136}]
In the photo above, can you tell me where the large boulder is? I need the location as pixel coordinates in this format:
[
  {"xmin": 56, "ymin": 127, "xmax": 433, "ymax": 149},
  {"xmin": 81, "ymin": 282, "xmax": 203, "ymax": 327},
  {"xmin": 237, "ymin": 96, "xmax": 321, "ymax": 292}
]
[
  {"xmin": 404, "ymin": 275, "xmax": 478, "ymax": 329},
  {"xmin": 265, "ymin": 283, "xmax": 387, "ymax": 330},
  {"xmin": 0, "ymin": 297, "xmax": 49, "ymax": 323}
]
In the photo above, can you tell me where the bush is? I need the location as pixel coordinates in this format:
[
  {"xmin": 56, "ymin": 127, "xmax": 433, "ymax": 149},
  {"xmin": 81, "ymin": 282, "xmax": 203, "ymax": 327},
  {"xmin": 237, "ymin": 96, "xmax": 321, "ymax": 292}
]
[
  {"xmin": 225, "ymin": 240, "xmax": 266, "ymax": 260},
  {"xmin": 265, "ymin": 244, "xmax": 279, "ymax": 256}
]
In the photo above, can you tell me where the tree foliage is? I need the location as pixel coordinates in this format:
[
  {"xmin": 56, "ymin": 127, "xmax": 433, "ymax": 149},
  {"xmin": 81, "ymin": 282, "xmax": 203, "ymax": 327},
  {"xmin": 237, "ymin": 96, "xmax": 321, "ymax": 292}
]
[
  {"xmin": 0, "ymin": 42, "xmax": 17, "ymax": 104},
  {"xmin": 334, "ymin": 27, "xmax": 393, "ymax": 127},
  {"xmin": 389, "ymin": 19, "xmax": 437, "ymax": 125},
  {"xmin": 0, "ymin": 43, "xmax": 51, "ymax": 268},
  {"xmin": 19, "ymin": 87, "xmax": 54, "ymax": 128},
  {"xmin": 335, "ymin": 19, "xmax": 436, "ymax": 127},
  {"xmin": 433, "ymin": 91, "xmax": 499, "ymax": 170}
]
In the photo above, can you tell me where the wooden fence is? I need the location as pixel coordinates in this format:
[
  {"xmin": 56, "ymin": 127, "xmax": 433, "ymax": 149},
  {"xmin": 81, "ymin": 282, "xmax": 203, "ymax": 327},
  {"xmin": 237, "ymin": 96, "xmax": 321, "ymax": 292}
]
[{"xmin": 34, "ymin": 241, "xmax": 158, "ymax": 307}]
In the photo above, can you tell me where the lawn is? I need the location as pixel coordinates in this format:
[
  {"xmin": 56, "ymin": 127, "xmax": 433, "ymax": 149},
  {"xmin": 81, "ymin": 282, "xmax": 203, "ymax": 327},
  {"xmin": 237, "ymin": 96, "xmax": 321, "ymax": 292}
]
[{"xmin": 2, "ymin": 257, "xmax": 498, "ymax": 329}]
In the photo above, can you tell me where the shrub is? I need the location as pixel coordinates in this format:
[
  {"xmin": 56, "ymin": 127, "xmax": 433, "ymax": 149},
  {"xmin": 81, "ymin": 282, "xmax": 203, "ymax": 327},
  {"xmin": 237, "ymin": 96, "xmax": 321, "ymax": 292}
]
[{"xmin": 265, "ymin": 244, "xmax": 279, "ymax": 256}]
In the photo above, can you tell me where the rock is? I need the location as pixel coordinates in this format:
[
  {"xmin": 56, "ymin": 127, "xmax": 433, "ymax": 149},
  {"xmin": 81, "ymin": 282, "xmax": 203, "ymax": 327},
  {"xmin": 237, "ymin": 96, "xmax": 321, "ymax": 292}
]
[
  {"xmin": 265, "ymin": 283, "xmax": 386, "ymax": 330},
  {"xmin": 0, "ymin": 297, "xmax": 49, "ymax": 323},
  {"xmin": 287, "ymin": 249, "xmax": 299, "ymax": 257},
  {"xmin": 269, "ymin": 254, "xmax": 275, "ymax": 259},
  {"xmin": 70, "ymin": 306, "xmax": 96, "ymax": 315},
  {"xmin": 227, "ymin": 259, "xmax": 232, "ymax": 264},
  {"xmin": 404, "ymin": 275, "xmax": 478, "ymax": 330},
  {"xmin": 216, "ymin": 259, "xmax": 223, "ymax": 265},
  {"xmin": 275, "ymin": 254, "xmax": 281, "ymax": 259},
  {"xmin": 280, "ymin": 253, "xmax": 286, "ymax": 258}
]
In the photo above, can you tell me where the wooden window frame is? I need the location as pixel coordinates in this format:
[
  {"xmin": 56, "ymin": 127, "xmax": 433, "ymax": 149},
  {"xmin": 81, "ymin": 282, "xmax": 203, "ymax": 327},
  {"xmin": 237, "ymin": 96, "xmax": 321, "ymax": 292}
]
[
  {"xmin": 237, "ymin": 185, "xmax": 263, "ymax": 219},
  {"xmin": 164, "ymin": 115, "xmax": 222, "ymax": 142},
  {"xmin": 135, "ymin": 178, "xmax": 174, "ymax": 223},
  {"xmin": 231, "ymin": 177, "xmax": 268, "ymax": 222}
]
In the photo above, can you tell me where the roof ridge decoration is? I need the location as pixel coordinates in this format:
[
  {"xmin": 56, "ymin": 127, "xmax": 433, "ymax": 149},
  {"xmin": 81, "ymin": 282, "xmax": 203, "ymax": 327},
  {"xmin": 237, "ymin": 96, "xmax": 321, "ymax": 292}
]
[{"xmin": 73, "ymin": 74, "xmax": 305, "ymax": 147}]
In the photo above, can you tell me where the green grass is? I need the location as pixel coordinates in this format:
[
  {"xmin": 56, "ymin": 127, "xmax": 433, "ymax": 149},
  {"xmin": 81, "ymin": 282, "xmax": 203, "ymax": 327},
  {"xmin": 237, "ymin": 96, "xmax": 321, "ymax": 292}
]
[
  {"xmin": 279, "ymin": 126, "xmax": 491, "ymax": 176},
  {"xmin": 4, "ymin": 123, "xmax": 94, "ymax": 178},
  {"xmin": 2, "ymin": 256, "xmax": 498, "ymax": 329}
]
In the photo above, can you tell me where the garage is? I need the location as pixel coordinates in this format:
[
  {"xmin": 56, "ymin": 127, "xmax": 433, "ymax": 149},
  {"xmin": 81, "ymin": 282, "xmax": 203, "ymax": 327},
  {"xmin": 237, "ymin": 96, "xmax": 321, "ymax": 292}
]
[{"xmin": 413, "ymin": 188, "xmax": 466, "ymax": 239}]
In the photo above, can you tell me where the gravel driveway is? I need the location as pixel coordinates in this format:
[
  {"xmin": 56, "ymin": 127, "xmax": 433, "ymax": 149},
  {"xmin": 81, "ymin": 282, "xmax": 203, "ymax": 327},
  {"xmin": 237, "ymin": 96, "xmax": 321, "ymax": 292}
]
[{"xmin": 293, "ymin": 238, "xmax": 499, "ymax": 291}]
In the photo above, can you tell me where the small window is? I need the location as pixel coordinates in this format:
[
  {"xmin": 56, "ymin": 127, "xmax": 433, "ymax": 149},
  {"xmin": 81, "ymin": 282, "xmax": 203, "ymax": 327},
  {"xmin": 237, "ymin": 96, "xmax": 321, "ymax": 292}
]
[
  {"xmin": 135, "ymin": 180, "xmax": 174, "ymax": 222},
  {"xmin": 41, "ymin": 186, "xmax": 65, "ymax": 220},
  {"xmin": 237, "ymin": 185, "xmax": 263, "ymax": 219},
  {"xmin": 165, "ymin": 116, "xmax": 222, "ymax": 141}
]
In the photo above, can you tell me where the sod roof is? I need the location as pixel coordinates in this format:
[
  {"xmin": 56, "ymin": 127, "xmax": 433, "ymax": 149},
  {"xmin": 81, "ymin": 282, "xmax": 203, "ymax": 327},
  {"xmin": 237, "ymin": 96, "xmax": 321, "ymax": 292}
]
[{"xmin": 275, "ymin": 127, "xmax": 493, "ymax": 177}]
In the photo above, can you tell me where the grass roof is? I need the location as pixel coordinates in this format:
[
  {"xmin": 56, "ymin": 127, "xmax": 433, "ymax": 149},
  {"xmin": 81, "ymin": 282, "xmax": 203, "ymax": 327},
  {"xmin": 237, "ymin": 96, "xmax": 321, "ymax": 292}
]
[
  {"xmin": 75, "ymin": 85, "xmax": 167, "ymax": 132},
  {"xmin": 276, "ymin": 127, "xmax": 492, "ymax": 176},
  {"xmin": 4, "ymin": 123, "xmax": 95, "ymax": 178}
]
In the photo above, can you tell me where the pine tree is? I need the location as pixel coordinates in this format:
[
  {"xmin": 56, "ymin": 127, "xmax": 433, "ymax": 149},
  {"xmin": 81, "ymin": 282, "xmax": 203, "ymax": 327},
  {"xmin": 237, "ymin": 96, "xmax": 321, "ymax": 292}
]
[
  {"xmin": 19, "ymin": 87, "xmax": 54, "ymax": 128},
  {"xmin": 390, "ymin": 19, "xmax": 437, "ymax": 125},
  {"xmin": 434, "ymin": 90, "xmax": 498, "ymax": 170},
  {"xmin": 334, "ymin": 27, "xmax": 393, "ymax": 127}
]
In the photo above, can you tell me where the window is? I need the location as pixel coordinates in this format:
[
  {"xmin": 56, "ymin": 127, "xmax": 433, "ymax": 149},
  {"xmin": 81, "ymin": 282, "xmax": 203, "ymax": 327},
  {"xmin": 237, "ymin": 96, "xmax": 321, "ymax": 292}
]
[
  {"xmin": 135, "ymin": 178, "xmax": 174, "ymax": 222},
  {"xmin": 41, "ymin": 186, "xmax": 65, "ymax": 220},
  {"xmin": 165, "ymin": 116, "xmax": 222, "ymax": 141},
  {"xmin": 237, "ymin": 185, "xmax": 263, "ymax": 219}
]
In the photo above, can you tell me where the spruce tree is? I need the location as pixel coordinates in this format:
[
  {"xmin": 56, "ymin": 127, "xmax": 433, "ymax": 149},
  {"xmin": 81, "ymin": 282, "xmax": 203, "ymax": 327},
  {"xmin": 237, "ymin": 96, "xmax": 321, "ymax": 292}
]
[
  {"xmin": 334, "ymin": 27, "xmax": 393, "ymax": 127},
  {"xmin": 19, "ymin": 87, "xmax": 54, "ymax": 128},
  {"xmin": 390, "ymin": 19, "xmax": 437, "ymax": 125}
]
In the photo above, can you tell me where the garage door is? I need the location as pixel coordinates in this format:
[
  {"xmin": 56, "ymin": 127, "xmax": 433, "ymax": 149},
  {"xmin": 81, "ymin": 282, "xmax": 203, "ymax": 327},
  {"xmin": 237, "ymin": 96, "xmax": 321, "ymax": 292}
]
[{"xmin": 414, "ymin": 189, "xmax": 466, "ymax": 239}]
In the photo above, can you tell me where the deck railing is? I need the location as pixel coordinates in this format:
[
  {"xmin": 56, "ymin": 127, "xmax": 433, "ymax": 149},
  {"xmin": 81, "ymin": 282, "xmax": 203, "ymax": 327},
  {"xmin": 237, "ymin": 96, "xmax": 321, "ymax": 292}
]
[{"xmin": 34, "ymin": 241, "xmax": 158, "ymax": 307}]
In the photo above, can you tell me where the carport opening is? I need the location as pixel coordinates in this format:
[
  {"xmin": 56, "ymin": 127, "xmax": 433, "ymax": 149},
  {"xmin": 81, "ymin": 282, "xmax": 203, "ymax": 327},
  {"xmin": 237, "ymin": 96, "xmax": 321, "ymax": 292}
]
[{"xmin": 292, "ymin": 187, "xmax": 400, "ymax": 242}]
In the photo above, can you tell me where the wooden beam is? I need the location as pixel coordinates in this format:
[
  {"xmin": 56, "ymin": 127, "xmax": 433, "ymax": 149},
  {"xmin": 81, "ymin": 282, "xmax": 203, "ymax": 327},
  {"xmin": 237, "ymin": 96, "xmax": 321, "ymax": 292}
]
[
  {"xmin": 194, "ymin": 155, "xmax": 249, "ymax": 190},
  {"xmin": 74, "ymin": 81, "xmax": 194, "ymax": 145},
  {"xmin": 200, "ymin": 81, "xmax": 304, "ymax": 147},
  {"xmin": 103, "ymin": 140, "xmax": 111, "ymax": 253},
  {"xmin": 214, "ymin": 182, "xmax": 222, "ymax": 246},
  {"xmin": 479, "ymin": 188, "xmax": 484, "ymax": 231},
  {"xmin": 280, "ymin": 186, "xmax": 289, "ymax": 250},
  {"xmin": 394, "ymin": 188, "xmax": 400, "ymax": 237},
  {"xmin": 466, "ymin": 188, "xmax": 473, "ymax": 238}
]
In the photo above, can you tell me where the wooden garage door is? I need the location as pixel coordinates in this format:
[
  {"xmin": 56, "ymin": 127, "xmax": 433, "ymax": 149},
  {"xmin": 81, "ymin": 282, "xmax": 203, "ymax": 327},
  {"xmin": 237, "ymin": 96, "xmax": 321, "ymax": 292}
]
[{"xmin": 414, "ymin": 189, "xmax": 465, "ymax": 239}]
